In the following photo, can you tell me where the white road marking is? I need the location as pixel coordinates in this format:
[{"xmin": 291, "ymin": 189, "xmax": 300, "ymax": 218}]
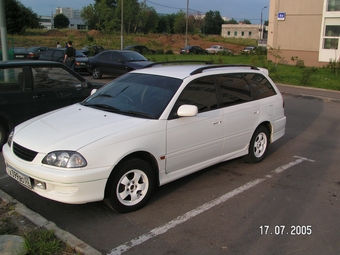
[{"xmin": 108, "ymin": 156, "xmax": 314, "ymax": 255}]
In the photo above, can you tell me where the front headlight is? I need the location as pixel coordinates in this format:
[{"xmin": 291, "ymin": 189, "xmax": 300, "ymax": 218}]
[
  {"xmin": 7, "ymin": 130, "xmax": 14, "ymax": 148},
  {"xmin": 42, "ymin": 151, "xmax": 87, "ymax": 168}
]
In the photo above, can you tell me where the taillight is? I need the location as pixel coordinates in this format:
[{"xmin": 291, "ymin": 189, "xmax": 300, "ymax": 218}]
[{"xmin": 28, "ymin": 52, "xmax": 34, "ymax": 58}]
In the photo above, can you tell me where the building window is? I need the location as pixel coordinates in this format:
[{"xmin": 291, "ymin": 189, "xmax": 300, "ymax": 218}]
[
  {"xmin": 241, "ymin": 31, "xmax": 244, "ymax": 36},
  {"xmin": 323, "ymin": 38, "xmax": 339, "ymax": 49},
  {"xmin": 327, "ymin": 0, "xmax": 340, "ymax": 11},
  {"xmin": 249, "ymin": 31, "xmax": 252, "ymax": 37},
  {"xmin": 234, "ymin": 31, "xmax": 237, "ymax": 36},
  {"xmin": 325, "ymin": 25, "xmax": 340, "ymax": 36},
  {"xmin": 228, "ymin": 31, "xmax": 230, "ymax": 36}
]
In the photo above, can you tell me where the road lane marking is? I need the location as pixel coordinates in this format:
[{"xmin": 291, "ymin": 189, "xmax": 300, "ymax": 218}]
[{"xmin": 108, "ymin": 156, "xmax": 314, "ymax": 255}]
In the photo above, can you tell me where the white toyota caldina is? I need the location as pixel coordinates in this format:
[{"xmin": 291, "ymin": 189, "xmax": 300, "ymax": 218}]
[{"xmin": 3, "ymin": 64, "xmax": 286, "ymax": 213}]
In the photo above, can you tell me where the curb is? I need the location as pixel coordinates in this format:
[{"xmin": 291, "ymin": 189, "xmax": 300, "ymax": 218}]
[{"xmin": 0, "ymin": 189, "xmax": 102, "ymax": 255}]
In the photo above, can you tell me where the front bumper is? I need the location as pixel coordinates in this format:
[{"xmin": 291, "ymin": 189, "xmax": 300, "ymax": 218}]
[{"xmin": 2, "ymin": 144, "xmax": 110, "ymax": 204}]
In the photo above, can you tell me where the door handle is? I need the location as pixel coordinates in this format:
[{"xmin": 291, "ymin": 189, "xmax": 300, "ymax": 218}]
[{"xmin": 253, "ymin": 111, "xmax": 259, "ymax": 114}]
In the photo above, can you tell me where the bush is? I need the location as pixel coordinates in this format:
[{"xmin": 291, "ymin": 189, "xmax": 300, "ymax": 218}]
[
  {"xmin": 165, "ymin": 49, "xmax": 174, "ymax": 55},
  {"xmin": 156, "ymin": 49, "xmax": 164, "ymax": 54}
]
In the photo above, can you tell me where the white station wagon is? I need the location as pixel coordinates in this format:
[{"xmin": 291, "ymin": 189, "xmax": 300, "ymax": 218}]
[{"xmin": 3, "ymin": 64, "xmax": 286, "ymax": 213}]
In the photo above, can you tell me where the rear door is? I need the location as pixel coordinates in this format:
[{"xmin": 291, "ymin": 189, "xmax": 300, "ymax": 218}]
[
  {"xmin": 0, "ymin": 66, "xmax": 33, "ymax": 127},
  {"xmin": 215, "ymin": 73, "xmax": 261, "ymax": 155}
]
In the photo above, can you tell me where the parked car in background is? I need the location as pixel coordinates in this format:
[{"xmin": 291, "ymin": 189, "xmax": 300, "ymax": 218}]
[
  {"xmin": 0, "ymin": 60, "xmax": 102, "ymax": 147},
  {"xmin": 39, "ymin": 48, "xmax": 89, "ymax": 73},
  {"xmin": 87, "ymin": 50, "xmax": 154, "ymax": 79},
  {"xmin": 13, "ymin": 48, "xmax": 30, "ymax": 60},
  {"xmin": 242, "ymin": 46, "xmax": 257, "ymax": 53},
  {"xmin": 27, "ymin": 46, "xmax": 49, "ymax": 60},
  {"xmin": 3, "ymin": 63, "xmax": 286, "ymax": 213},
  {"xmin": 205, "ymin": 45, "xmax": 231, "ymax": 54},
  {"xmin": 123, "ymin": 45, "xmax": 156, "ymax": 55},
  {"xmin": 180, "ymin": 45, "xmax": 207, "ymax": 54},
  {"xmin": 80, "ymin": 45, "xmax": 106, "ymax": 56}
]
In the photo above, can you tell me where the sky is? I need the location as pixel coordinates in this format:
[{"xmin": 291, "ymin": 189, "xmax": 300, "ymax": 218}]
[{"xmin": 18, "ymin": 0, "xmax": 270, "ymax": 24}]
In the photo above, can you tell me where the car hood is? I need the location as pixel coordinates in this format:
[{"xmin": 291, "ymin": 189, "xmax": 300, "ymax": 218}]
[
  {"xmin": 126, "ymin": 61, "xmax": 154, "ymax": 69},
  {"xmin": 13, "ymin": 104, "xmax": 150, "ymax": 152}
]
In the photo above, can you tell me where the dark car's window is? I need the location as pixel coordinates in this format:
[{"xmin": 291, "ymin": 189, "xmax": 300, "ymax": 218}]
[
  {"xmin": 42, "ymin": 50, "xmax": 54, "ymax": 58},
  {"xmin": 32, "ymin": 67, "xmax": 82, "ymax": 90},
  {"xmin": 121, "ymin": 52, "xmax": 147, "ymax": 61},
  {"xmin": 111, "ymin": 52, "xmax": 122, "ymax": 61},
  {"xmin": 176, "ymin": 76, "xmax": 218, "ymax": 114},
  {"xmin": 98, "ymin": 52, "xmax": 111, "ymax": 61},
  {"xmin": 53, "ymin": 50, "xmax": 64, "ymax": 59},
  {"xmin": 215, "ymin": 74, "xmax": 252, "ymax": 107},
  {"xmin": 244, "ymin": 73, "xmax": 277, "ymax": 99},
  {"xmin": 0, "ymin": 67, "xmax": 24, "ymax": 91}
]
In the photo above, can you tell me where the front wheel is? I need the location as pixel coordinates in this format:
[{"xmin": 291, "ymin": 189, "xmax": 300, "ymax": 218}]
[
  {"xmin": 244, "ymin": 126, "xmax": 269, "ymax": 163},
  {"xmin": 104, "ymin": 158, "xmax": 155, "ymax": 213},
  {"xmin": 92, "ymin": 67, "xmax": 102, "ymax": 79}
]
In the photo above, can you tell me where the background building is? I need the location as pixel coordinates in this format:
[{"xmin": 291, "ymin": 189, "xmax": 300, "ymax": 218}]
[
  {"xmin": 221, "ymin": 23, "xmax": 265, "ymax": 40},
  {"xmin": 267, "ymin": 0, "xmax": 340, "ymax": 66}
]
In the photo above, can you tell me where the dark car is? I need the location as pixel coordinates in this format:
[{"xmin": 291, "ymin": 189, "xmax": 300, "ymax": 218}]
[
  {"xmin": 13, "ymin": 48, "xmax": 30, "ymax": 59},
  {"xmin": 123, "ymin": 45, "xmax": 156, "ymax": 55},
  {"xmin": 39, "ymin": 48, "xmax": 89, "ymax": 73},
  {"xmin": 87, "ymin": 50, "xmax": 154, "ymax": 79},
  {"xmin": 80, "ymin": 45, "xmax": 106, "ymax": 56},
  {"xmin": 180, "ymin": 45, "xmax": 207, "ymax": 55},
  {"xmin": 0, "ymin": 60, "xmax": 102, "ymax": 146},
  {"xmin": 27, "ymin": 46, "xmax": 49, "ymax": 60}
]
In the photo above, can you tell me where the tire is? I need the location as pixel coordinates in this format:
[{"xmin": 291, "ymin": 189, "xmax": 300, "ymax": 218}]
[
  {"xmin": 104, "ymin": 158, "xmax": 155, "ymax": 213},
  {"xmin": 0, "ymin": 123, "xmax": 7, "ymax": 149},
  {"xmin": 244, "ymin": 126, "xmax": 269, "ymax": 163},
  {"xmin": 92, "ymin": 67, "xmax": 102, "ymax": 79}
]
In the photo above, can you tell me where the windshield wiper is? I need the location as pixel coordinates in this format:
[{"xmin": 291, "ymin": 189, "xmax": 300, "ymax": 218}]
[
  {"xmin": 85, "ymin": 103, "xmax": 121, "ymax": 113},
  {"xmin": 122, "ymin": 110, "xmax": 156, "ymax": 119}
]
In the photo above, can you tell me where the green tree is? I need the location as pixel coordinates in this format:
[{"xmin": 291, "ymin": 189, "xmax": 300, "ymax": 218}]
[
  {"xmin": 156, "ymin": 15, "xmax": 169, "ymax": 33},
  {"xmin": 4, "ymin": 0, "xmax": 40, "ymax": 34},
  {"xmin": 118, "ymin": 0, "xmax": 139, "ymax": 34},
  {"xmin": 204, "ymin": 10, "xmax": 224, "ymax": 35},
  {"xmin": 225, "ymin": 18, "xmax": 238, "ymax": 24},
  {"xmin": 173, "ymin": 10, "xmax": 186, "ymax": 34},
  {"xmin": 54, "ymin": 14, "xmax": 70, "ymax": 29},
  {"xmin": 136, "ymin": 2, "xmax": 158, "ymax": 34},
  {"xmin": 240, "ymin": 19, "xmax": 251, "ymax": 24}
]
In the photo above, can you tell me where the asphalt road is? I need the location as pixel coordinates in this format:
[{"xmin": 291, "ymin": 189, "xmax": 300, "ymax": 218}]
[{"xmin": 1, "ymin": 83, "xmax": 340, "ymax": 255}]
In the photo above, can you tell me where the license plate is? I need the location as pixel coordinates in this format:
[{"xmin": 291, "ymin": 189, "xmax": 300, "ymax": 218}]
[
  {"xmin": 6, "ymin": 165, "xmax": 32, "ymax": 189},
  {"xmin": 15, "ymin": 55, "xmax": 24, "ymax": 58}
]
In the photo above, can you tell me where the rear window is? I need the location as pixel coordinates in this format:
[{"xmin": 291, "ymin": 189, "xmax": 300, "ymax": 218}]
[
  {"xmin": 0, "ymin": 68, "xmax": 24, "ymax": 92},
  {"xmin": 243, "ymin": 73, "xmax": 276, "ymax": 99}
]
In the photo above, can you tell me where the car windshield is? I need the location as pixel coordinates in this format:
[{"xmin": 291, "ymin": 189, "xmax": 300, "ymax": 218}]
[
  {"xmin": 82, "ymin": 73, "xmax": 182, "ymax": 119},
  {"xmin": 121, "ymin": 52, "xmax": 148, "ymax": 62},
  {"xmin": 14, "ymin": 48, "xmax": 27, "ymax": 53}
]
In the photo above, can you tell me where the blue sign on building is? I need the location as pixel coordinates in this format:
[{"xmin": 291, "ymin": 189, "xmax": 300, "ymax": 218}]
[{"xmin": 278, "ymin": 12, "xmax": 286, "ymax": 21}]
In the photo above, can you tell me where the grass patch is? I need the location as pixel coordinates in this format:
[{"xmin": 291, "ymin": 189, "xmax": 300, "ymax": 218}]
[{"xmin": 24, "ymin": 229, "xmax": 63, "ymax": 255}]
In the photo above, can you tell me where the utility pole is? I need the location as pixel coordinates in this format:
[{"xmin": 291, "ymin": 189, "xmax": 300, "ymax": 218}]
[
  {"xmin": 185, "ymin": 0, "xmax": 189, "ymax": 47},
  {"xmin": 260, "ymin": 6, "xmax": 268, "ymax": 40},
  {"xmin": 0, "ymin": 0, "xmax": 9, "ymax": 60}
]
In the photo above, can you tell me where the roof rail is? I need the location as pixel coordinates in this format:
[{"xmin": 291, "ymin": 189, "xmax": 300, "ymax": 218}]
[
  {"xmin": 190, "ymin": 64, "xmax": 260, "ymax": 75},
  {"xmin": 143, "ymin": 60, "xmax": 212, "ymax": 68}
]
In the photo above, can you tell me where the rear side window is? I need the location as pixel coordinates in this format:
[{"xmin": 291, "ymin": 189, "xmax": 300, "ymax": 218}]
[
  {"xmin": 0, "ymin": 67, "xmax": 24, "ymax": 91},
  {"xmin": 215, "ymin": 74, "xmax": 252, "ymax": 107},
  {"xmin": 42, "ymin": 50, "xmax": 54, "ymax": 58},
  {"xmin": 243, "ymin": 73, "xmax": 277, "ymax": 99}
]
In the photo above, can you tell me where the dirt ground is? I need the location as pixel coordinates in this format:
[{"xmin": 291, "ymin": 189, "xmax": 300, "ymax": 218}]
[{"xmin": 43, "ymin": 29, "xmax": 245, "ymax": 53}]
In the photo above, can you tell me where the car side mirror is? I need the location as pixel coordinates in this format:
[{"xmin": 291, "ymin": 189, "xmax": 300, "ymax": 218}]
[{"xmin": 177, "ymin": 105, "xmax": 198, "ymax": 117}]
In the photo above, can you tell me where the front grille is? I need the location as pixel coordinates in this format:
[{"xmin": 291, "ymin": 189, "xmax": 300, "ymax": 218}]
[{"xmin": 13, "ymin": 142, "xmax": 38, "ymax": 162}]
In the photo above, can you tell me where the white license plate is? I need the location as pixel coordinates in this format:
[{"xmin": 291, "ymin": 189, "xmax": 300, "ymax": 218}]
[
  {"xmin": 16, "ymin": 55, "xmax": 24, "ymax": 58},
  {"xmin": 6, "ymin": 165, "xmax": 32, "ymax": 189}
]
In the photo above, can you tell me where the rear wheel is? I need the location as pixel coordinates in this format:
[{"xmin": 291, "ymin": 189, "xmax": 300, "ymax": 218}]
[
  {"xmin": 244, "ymin": 126, "xmax": 269, "ymax": 163},
  {"xmin": 104, "ymin": 158, "xmax": 155, "ymax": 213},
  {"xmin": 92, "ymin": 67, "xmax": 102, "ymax": 79}
]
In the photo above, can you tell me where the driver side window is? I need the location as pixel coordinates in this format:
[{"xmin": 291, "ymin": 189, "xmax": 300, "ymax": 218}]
[{"xmin": 175, "ymin": 76, "xmax": 218, "ymax": 114}]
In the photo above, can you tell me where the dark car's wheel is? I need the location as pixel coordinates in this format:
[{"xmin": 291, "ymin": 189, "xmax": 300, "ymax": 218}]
[
  {"xmin": 104, "ymin": 158, "xmax": 155, "ymax": 213},
  {"xmin": 244, "ymin": 126, "xmax": 269, "ymax": 163},
  {"xmin": 92, "ymin": 67, "xmax": 102, "ymax": 79}
]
